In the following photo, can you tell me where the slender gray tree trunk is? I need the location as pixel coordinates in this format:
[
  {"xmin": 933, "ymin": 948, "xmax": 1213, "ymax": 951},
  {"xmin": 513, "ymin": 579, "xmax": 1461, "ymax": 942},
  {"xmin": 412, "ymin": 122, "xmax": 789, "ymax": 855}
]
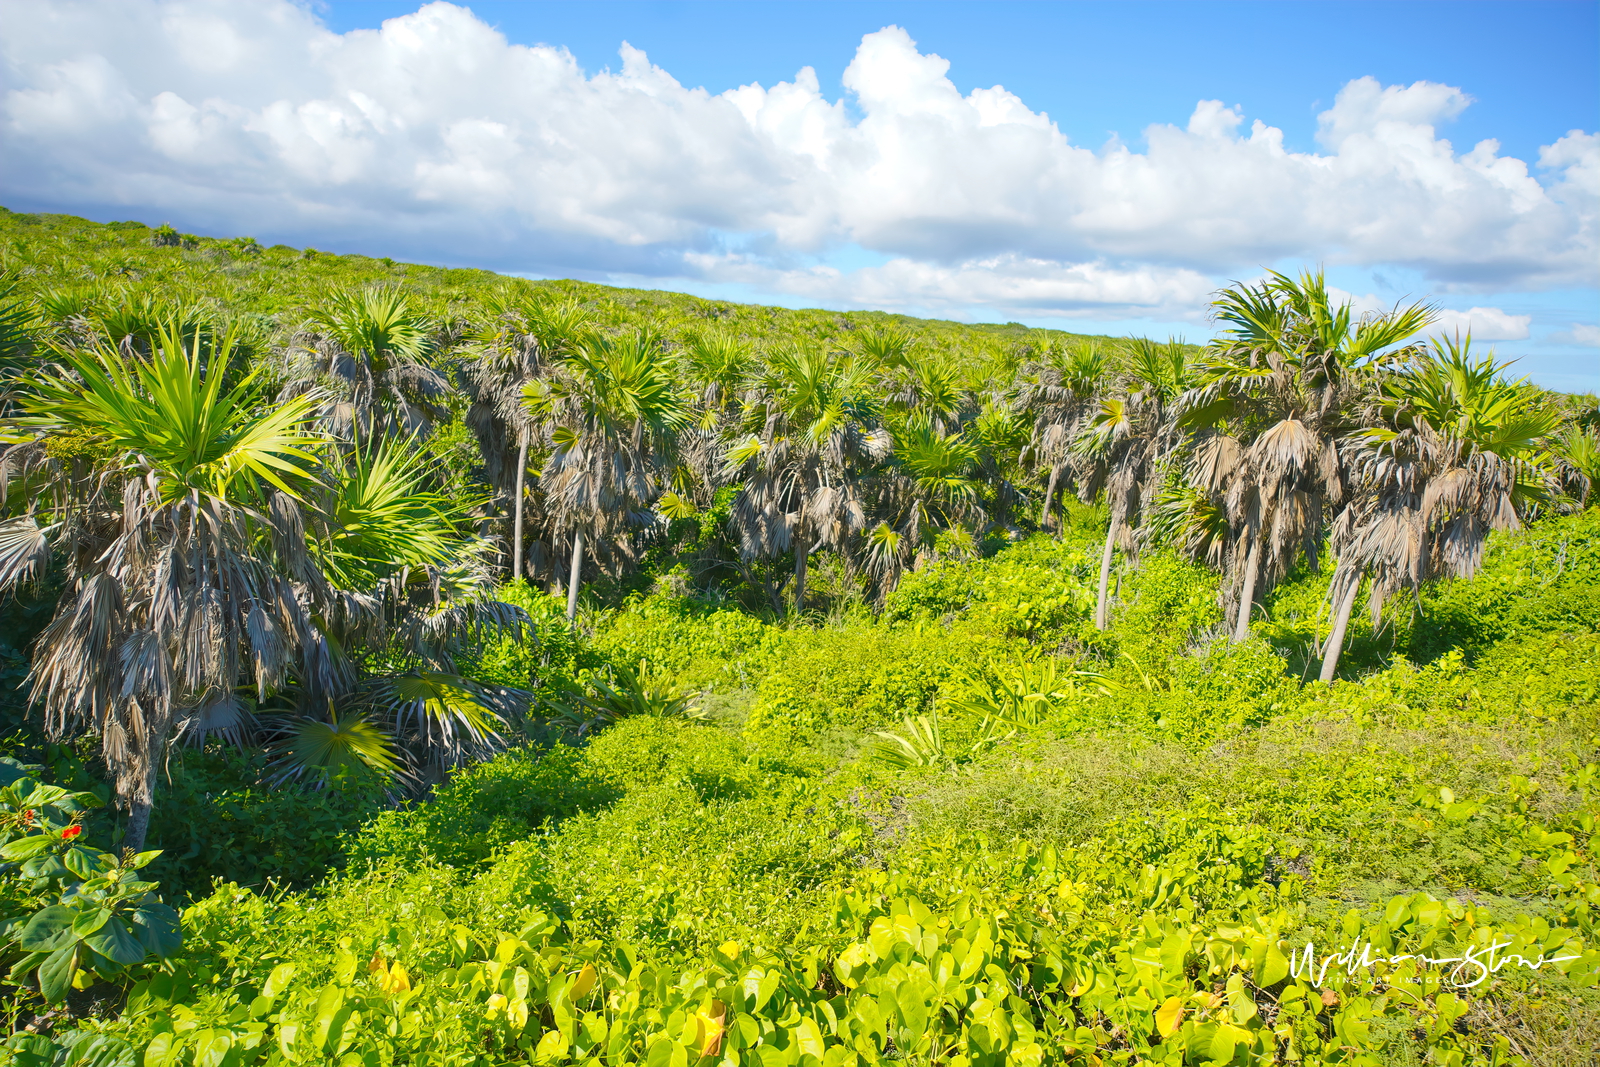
[
  {"xmin": 1040, "ymin": 464, "xmax": 1062, "ymax": 530},
  {"xmin": 511, "ymin": 429, "xmax": 529, "ymax": 582},
  {"xmin": 124, "ymin": 798, "xmax": 153, "ymax": 853},
  {"xmin": 1319, "ymin": 574, "xmax": 1361, "ymax": 682},
  {"xmin": 565, "ymin": 526, "xmax": 584, "ymax": 622},
  {"xmin": 123, "ymin": 757, "xmax": 161, "ymax": 852},
  {"xmin": 1232, "ymin": 536, "xmax": 1262, "ymax": 643},
  {"xmin": 1094, "ymin": 521, "xmax": 1117, "ymax": 630}
]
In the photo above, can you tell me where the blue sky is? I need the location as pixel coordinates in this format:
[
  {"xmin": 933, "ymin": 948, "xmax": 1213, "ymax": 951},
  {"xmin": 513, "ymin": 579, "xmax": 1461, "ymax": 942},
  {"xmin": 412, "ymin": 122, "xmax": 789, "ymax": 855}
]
[
  {"xmin": 3, "ymin": 0, "xmax": 1596, "ymax": 389},
  {"xmin": 319, "ymin": 1, "xmax": 1597, "ymax": 164}
]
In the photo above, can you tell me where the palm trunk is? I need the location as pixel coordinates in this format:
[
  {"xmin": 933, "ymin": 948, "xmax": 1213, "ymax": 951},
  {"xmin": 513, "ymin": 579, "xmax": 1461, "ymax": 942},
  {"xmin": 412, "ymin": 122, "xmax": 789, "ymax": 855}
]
[
  {"xmin": 1040, "ymin": 464, "xmax": 1062, "ymax": 530},
  {"xmin": 565, "ymin": 526, "xmax": 584, "ymax": 623},
  {"xmin": 1094, "ymin": 521, "xmax": 1117, "ymax": 630},
  {"xmin": 1232, "ymin": 536, "xmax": 1263, "ymax": 643},
  {"xmin": 511, "ymin": 429, "xmax": 529, "ymax": 582},
  {"xmin": 123, "ymin": 757, "xmax": 160, "ymax": 852},
  {"xmin": 1319, "ymin": 574, "xmax": 1361, "ymax": 682},
  {"xmin": 124, "ymin": 797, "xmax": 153, "ymax": 853}
]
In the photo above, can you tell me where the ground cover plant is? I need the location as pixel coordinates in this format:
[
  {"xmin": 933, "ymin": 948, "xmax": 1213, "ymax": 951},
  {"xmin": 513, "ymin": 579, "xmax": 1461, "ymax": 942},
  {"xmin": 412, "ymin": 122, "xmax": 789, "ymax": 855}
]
[{"xmin": 0, "ymin": 209, "xmax": 1597, "ymax": 1065}]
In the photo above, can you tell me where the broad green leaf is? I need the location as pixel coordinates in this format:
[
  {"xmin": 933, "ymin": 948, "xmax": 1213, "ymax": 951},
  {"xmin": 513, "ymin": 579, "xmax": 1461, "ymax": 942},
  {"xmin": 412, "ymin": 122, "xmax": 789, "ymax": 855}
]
[
  {"xmin": 83, "ymin": 917, "xmax": 146, "ymax": 966},
  {"xmin": 794, "ymin": 1017, "xmax": 825, "ymax": 1057},
  {"xmin": 130, "ymin": 902, "xmax": 181, "ymax": 957},
  {"xmin": 18, "ymin": 905, "xmax": 76, "ymax": 951},
  {"xmin": 1, "ymin": 834, "xmax": 55, "ymax": 861},
  {"xmin": 38, "ymin": 942, "xmax": 77, "ymax": 1004},
  {"xmin": 70, "ymin": 908, "xmax": 110, "ymax": 939},
  {"xmin": 63, "ymin": 846, "xmax": 109, "ymax": 881},
  {"xmin": 262, "ymin": 962, "xmax": 297, "ymax": 998}
]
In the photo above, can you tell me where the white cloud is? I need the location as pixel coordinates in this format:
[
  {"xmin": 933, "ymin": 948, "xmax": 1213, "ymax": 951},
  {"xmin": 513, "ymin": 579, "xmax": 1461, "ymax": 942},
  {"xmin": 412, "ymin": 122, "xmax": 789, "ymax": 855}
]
[
  {"xmin": 1, "ymin": 1, "xmax": 1595, "ymax": 319},
  {"xmin": 1428, "ymin": 306, "xmax": 1532, "ymax": 341},
  {"xmin": 1549, "ymin": 323, "xmax": 1600, "ymax": 347}
]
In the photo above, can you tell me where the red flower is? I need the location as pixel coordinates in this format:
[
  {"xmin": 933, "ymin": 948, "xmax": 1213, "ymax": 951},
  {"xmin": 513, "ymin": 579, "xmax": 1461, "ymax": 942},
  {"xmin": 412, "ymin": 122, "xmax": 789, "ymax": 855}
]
[
  {"xmin": 20, "ymin": 809, "xmax": 35, "ymax": 824},
  {"xmin": 61, "ymin": 825, "xmax": 82, "ymax": 840}
]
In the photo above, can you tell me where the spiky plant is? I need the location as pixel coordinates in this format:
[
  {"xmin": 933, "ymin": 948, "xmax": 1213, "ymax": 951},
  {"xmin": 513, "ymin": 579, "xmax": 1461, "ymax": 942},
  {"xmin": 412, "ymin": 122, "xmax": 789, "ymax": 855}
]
[
  {"xmin": 0, "ymin": 325, "xmax": 323, "ymax": 848},
  {"xmin": 291, "ymin": 286, "xmax": 448, "ymax": 439}
]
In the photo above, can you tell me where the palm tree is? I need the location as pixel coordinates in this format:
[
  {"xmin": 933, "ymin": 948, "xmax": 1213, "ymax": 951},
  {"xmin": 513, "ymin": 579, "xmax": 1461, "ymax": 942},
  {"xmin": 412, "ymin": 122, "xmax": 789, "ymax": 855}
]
[
  {"xmin": 668, "ymin": 329, "xmax": 756, "ymax": 516},
  {"xmin": 266, "ymin": 434, "xmax": 528, "ymax": 786},
  {"xmin": 292, "ymin": 287, "xmax": 448, "ymax": 439},
  {"xmin": 1019, "ymin": 341, "xmax": 1111, "ymax": 531},
  {"xmin": 525, "ymin": 328, "xmax": 691, "ymax": 621},
  {"xmin": 467, "ymin": 291, "xmax": 593, "ymax": 582},
  {"xmin": 0, "ymin": 326, "xmax": 323, "ymax": 849},
  {"xmin": 1317, "ymin": 337, "xmax": 1561, "ymax": 680},
  {"xmin": 864, "ymin": 419, "xmax": 982, "ymax": 592},
  {"xmin": 725, "ymin": 345, "xmax": 890, "ymax": 615},
  {"xmin": 1181, "ymin": 269, "xmax": 1434, "ymax": 642},
  {"xmin": 1075, "ymin": 338, "xmax": 1194, "ymax": 629}
]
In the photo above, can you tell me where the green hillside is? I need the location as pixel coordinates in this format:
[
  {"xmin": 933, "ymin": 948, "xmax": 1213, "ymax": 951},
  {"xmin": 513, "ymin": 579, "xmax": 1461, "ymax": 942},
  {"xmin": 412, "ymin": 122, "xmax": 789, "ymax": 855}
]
[
  {"xmin": 0, "ymin": 207, "xmax": 1597, "ymax": 1066},
  {"xmin": 0, "ymin": 206, "xmax": 1114, "ymax": 357}
]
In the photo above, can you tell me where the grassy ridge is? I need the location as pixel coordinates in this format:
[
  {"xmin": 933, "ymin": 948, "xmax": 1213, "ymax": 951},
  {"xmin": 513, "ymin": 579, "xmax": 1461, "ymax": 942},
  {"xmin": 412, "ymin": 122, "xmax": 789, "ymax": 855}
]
[{"xmin": 0, "ymin": 207, "xmax": 1114, "ymax": 365}]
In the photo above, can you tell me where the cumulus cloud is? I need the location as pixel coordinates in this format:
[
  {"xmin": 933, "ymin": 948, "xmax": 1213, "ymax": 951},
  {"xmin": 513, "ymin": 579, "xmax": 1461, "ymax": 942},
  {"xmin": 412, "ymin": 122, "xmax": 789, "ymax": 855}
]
[
  {"xmin": 1, "ymin": 0, "xmax": 1594, "ymax": 320},
  {"xmin": 1428, "ymin": 306, "xmax": 1533, "ymax": 341}
]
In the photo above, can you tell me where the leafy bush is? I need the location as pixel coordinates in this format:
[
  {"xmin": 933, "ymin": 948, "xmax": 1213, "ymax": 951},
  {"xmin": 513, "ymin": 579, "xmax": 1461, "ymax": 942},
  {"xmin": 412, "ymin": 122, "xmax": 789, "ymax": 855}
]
[
  {"xmin": 590, "ymin": 593, "xmax": 782, "ymax": 691},
  {"xmin": 744, "ymin": 620, "xmax": 1023, "ymax": 740},
  {"xmin": 0, "ymin": 771, "xmax": 181, "ymax": 1007},
  {"xmin": 142, "ymin": 748, "xmax": 387, "ymax": 897}
]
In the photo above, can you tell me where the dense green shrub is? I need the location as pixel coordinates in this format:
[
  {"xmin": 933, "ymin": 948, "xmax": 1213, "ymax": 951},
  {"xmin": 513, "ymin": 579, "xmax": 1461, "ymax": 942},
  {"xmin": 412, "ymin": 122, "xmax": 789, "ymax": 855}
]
[
  {"xmin": 590, "ymin": 594, "xmax": 782, "ymax": 691},
  {"xmin": 143, "ymin": 748, "xmax": 387, "ymax": 897},
  {"xmin": 469, "ymin": 581, "xmax": 610, "ymax": 703},
  {"xmin": 349, "ymin": 744, "xmax": 604, "ymax": 869},
  {"xmin": 744, "ymin": 620, "xmax": 1025, "ymax": 740},
  {"xmin": 1409, "ymin": 507, "xmax": 1600, "ymax": 663}
]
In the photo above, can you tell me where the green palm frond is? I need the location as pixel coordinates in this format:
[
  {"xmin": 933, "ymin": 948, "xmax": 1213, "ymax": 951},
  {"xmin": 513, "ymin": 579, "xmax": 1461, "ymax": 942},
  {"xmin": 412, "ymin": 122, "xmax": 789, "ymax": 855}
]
[
  {"xmin": 316, "ymin": 434, "xmax": 475, "ymax": 589},
  {"xmin": 657, "ymin": 491, "xmax": 699, "ymax": 521},
  {"xmin": 267, "ymin": 708, "xmax": 406, "ymax": 786},
  {"xmin": 545, "ymin": 664, "xmax": 703, "ymax": 736},
  {"xmin": 311, "ymin": 287, "xmax": 432, "ymax": 369},
  {"xmin": 382, "ymin": 671, "xmax": 507, "ymax": 744},
  {"xmin": 895, "ymin": 422, "xmax": 979, "ymax": 503},
  {"xmin": 14, "ymin": 324, "xmax": 322, "ymax": 503}
]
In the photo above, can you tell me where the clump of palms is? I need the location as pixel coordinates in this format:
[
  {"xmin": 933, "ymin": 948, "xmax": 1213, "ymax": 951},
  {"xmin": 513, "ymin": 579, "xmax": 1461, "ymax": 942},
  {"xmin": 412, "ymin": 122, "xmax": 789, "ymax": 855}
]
[
  {"xmin": 1074, "ymin": 338, "xmax": 1194, "ymax": 629},
  {"xmin": 0, "ymin": 327, "xmax": 529, "ymax": 838},
  {"xmin": 1181, "ymin": 269, "xmax": 1434, "ymax": 642},
  {"xmin": 526, "ymin": 327, "xmax": 692, "ymax": 621},
  {"xmin": 864, "ymin": 419, "xmax": 982, "ymax": 593},
  {"xmin": 1318, "ymin": 336, "xmax": 1561, "ymax": 680},
  {"xmin": 725, "ymin": 346, "xmax": 890, "ymax": 615},
  {"xmin": 466, "ymin": 290, "xmax": 594, "ymax": 582},
  {"xmin": 1020, "ymin": 341, "xmax": 1111, "ymax": 531},
  {"xmin": 0, "ymin": 326, "xmax": 324, "ymax": 848}
]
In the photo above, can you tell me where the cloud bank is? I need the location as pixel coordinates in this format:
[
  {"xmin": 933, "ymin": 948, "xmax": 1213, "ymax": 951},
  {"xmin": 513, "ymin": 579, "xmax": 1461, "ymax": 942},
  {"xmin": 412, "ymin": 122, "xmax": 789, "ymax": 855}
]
[{"xmin": 1, "ymin": 0, "xmax": 1595, "ymax": 327}]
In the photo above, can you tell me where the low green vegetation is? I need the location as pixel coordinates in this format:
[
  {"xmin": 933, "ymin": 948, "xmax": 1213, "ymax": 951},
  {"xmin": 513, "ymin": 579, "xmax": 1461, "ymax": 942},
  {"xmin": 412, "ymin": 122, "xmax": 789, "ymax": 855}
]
[{"xmin": 0, "ymin": 210, "xmax": 1596, "ymax": 1065}]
